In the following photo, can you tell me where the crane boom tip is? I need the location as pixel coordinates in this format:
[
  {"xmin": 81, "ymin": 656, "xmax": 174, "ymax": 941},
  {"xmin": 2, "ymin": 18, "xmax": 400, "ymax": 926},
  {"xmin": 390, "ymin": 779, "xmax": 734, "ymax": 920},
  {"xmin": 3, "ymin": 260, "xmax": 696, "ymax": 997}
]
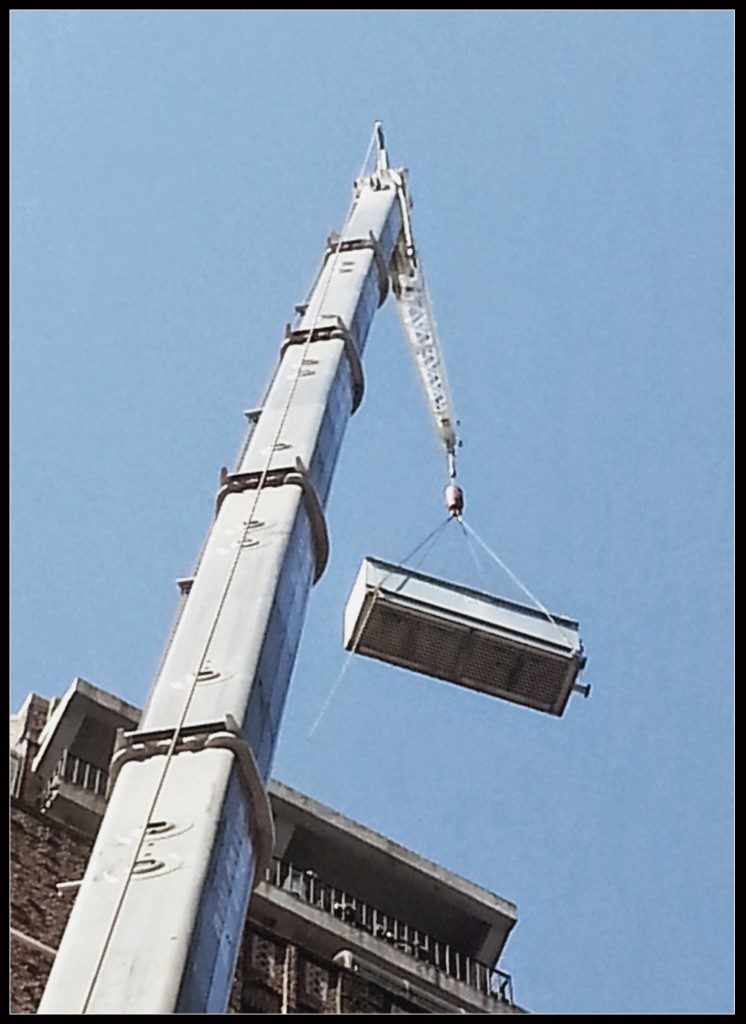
[{"xmin": 374, "ymin": 122, "xmax": 389, "ymax": 171}]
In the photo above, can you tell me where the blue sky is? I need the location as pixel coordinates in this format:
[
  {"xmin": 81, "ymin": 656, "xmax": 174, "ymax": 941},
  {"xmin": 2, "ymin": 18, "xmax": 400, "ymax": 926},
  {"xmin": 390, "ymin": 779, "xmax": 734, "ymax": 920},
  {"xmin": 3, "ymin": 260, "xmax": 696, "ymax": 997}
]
[{"xmin": 11, "ymin": 10, "xmax": 733, "ymax": 1014}]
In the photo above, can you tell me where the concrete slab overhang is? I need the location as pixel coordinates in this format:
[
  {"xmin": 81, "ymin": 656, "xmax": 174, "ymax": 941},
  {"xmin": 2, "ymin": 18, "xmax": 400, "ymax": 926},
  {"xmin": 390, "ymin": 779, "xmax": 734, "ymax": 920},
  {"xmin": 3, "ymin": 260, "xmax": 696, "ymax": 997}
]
[
  {"xmin": 267, "ymin": 780, "xmax": 518, "ymax": 968},
  {"xmin": 32, "ymin": 677, "xmax": 140, "ymax": 781}
]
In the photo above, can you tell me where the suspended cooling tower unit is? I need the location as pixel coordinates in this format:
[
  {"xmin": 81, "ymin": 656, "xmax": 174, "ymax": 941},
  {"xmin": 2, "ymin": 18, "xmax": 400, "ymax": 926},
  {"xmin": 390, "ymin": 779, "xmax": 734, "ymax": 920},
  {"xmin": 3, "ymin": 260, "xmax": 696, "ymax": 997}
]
[{"xmin": 344, "ymin": 558, "xmax": 588, "ymax": 717}]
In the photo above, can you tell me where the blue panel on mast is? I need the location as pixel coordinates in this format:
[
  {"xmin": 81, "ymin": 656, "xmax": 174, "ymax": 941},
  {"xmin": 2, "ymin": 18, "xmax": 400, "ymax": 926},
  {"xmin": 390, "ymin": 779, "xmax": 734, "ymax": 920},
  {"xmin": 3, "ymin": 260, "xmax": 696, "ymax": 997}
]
[
  {"xmin": 176, "ymin": 770, "xmax": 253, "ymax": 1013},
  {"xmin": 243, "ymin": 502, "xmax": 315, "ymax": 780}
]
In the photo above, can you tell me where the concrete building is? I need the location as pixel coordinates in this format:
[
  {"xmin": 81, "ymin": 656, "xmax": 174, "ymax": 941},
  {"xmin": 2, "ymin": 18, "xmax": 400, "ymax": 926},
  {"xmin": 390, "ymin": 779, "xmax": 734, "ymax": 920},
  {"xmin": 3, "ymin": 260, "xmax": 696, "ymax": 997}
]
[{"xmin": 10, "ymin": 679, "xmax": 525, "ymax": 1014}]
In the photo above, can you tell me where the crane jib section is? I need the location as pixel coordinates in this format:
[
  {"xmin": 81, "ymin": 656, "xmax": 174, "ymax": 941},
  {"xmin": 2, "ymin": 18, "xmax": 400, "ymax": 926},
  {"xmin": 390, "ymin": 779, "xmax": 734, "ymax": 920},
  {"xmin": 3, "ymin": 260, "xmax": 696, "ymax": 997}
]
[{"xmin": 393, "ymin": 263, "xmax": 457, "ymax": 454}]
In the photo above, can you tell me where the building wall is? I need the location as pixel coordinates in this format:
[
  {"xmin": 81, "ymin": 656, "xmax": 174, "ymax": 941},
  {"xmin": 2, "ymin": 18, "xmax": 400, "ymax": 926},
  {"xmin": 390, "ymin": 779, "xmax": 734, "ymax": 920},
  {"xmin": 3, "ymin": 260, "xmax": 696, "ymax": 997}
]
[
  {"xmin": 232, "ymin": 927, "xmax": 422, "ymax": 1015},
  {"xmin": 10, "ymin": 803, "xmax": 93, "ymax": 1014}
]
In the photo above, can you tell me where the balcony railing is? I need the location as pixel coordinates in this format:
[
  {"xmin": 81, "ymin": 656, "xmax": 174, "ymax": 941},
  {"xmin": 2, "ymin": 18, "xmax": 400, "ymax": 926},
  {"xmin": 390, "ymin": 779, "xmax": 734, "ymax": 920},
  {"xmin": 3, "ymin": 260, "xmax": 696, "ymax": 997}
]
[
  {"xmin": 10, "ymin": 752, "xmax": 23, "ymax": 799},
  {"xmin": 47, "ymin": 749, "xmax": 108, "ymax": 798},
  {"xmin": 264, "ymin": 857, "xmax": 514, "ymax": 1005}
]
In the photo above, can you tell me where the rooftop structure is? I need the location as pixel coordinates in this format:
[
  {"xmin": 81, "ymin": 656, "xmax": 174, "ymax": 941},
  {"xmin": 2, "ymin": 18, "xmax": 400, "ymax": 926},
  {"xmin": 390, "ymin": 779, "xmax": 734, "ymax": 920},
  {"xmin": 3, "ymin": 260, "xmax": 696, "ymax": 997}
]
[{"xmin": 10, "ymin": 679, "xmax": 525, "ymax": 1014}]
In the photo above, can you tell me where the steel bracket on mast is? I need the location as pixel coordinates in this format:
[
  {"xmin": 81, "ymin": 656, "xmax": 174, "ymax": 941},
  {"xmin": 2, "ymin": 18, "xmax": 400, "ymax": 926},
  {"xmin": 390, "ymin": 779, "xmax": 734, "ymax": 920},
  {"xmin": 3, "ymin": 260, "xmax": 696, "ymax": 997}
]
[
  {"xmin": 108, "ymin": 714, "xmax": 275, "ymax": 885},
  {"xmin": 324, "ymin": 233, "xmax": 389, "ymax": 306},
  {"xmin": 281, "ymin": 316, "xmax": 365, "ymax": 414},
  {"xmin": 215, "ymin": 457, "xmax": 329, "ymax": 583}
]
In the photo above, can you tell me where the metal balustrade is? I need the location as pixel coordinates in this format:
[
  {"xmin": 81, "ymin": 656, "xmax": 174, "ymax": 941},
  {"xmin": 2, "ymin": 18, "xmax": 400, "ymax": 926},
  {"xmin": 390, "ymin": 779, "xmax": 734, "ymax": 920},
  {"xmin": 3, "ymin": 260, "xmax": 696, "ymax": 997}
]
[
  {"xmin": 264, "ymin": 857, "xmax": 513, "ymax": 1005},
  {"xmin": 10, "ymin": 753, "xmax": 23, "ymax": 799},
  {"xmin": 47, "ymin": 749, "xmax": 108, "ymax": 798}
]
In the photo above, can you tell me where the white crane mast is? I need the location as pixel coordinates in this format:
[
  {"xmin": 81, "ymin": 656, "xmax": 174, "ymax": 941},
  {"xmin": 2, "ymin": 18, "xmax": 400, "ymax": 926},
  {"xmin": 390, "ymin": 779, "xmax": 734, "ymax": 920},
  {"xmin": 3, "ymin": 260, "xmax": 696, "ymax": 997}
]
[{"xmin": 39, "ymin": 130, "xmax": 404, "ymax": 1015}]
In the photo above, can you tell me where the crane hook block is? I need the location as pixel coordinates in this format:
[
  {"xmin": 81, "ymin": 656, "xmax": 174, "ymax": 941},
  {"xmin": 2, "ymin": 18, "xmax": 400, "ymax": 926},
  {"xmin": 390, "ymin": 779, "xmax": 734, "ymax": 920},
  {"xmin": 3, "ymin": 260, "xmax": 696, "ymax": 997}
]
[{"xmin": 445, "ymin": 484, "xmax": 464, "ymax": 518}]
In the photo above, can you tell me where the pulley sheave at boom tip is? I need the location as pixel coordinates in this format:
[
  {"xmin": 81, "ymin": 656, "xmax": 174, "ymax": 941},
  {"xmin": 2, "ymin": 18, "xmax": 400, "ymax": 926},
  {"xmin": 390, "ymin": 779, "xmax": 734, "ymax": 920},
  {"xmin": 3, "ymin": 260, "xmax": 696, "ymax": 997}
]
[{"xmin": 372, "ymin": 122, "xmax": 462, "ymax": 513}]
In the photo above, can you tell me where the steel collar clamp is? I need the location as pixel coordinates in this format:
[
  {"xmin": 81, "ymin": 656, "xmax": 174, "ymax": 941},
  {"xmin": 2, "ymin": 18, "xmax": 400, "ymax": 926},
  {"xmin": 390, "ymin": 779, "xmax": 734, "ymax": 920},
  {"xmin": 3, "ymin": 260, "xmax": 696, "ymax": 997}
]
[
  {"xmin": 108, "ymin": 714, "xmax": 275, "ymax": 885},
  {"xmin": 323, "ymin": 233, "xmax": 389, "ymax": 306},
  {"xmin": 281, "ymin": 315, "xmax": 365, "ymax": 414},
  {"xmin": 215, "ymin": 457, "xmax": 329, "ymax": 583}
]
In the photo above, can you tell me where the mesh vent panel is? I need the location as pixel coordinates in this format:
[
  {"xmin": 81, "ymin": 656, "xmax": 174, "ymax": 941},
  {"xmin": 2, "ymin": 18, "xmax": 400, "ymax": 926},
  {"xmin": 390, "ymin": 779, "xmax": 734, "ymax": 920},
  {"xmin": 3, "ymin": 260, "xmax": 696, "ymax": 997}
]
[
  {"xmin": 303, "ymin": 961, "xmax": 329, "ymax": 1004},
  {"xmin": 250, "ymin": 935, "xmax": 277, "ymax": 980},
  {"xmin": 352, "ymin": 591, "xmax": 579, "ymax": 716}
]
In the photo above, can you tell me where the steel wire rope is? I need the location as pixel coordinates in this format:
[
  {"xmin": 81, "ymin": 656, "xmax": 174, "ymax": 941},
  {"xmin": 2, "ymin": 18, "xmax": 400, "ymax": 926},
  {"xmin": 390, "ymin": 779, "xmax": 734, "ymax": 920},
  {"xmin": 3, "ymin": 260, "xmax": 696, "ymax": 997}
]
[
  {"xmin": 80, "ymin": 132, "xmax": 382, "ymax": 1010},
  {"xmin": 355, "ymin": 122, "xmax": 379, "ymax": 184},
  {"xmin": 458, "ymin": 518, "xmax": 489, "ymax": 588},
  {"xmin": 459, "ymin": 517, "xmax": 578, "ymax": 653},
  {"xmin": 308, "ymin": 516, "xmax": 452, "ymax": 736}
]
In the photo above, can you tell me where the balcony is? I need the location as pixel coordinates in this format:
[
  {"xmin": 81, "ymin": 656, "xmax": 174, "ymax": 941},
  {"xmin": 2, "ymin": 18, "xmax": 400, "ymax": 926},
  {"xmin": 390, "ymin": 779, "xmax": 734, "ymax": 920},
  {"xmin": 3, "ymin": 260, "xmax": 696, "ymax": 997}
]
[
  {"xmin": 50, "ymin": 749, "xmax": 108, "ymax": 796},
  {"xmin": 40, "ymin": 750, "xmax": 109, "ymax": 833},
  {"xmin": 261, "ymin": 857, "xmax": 515, "ymax": 1011}
]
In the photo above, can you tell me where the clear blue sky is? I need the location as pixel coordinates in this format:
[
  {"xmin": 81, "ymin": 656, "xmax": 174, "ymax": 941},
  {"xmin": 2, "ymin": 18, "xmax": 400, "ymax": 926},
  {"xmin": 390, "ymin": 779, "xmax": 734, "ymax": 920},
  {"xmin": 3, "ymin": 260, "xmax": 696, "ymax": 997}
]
[{"xmin": 11, "ymin": 10, "xmax": 733, "ymax": 1014}]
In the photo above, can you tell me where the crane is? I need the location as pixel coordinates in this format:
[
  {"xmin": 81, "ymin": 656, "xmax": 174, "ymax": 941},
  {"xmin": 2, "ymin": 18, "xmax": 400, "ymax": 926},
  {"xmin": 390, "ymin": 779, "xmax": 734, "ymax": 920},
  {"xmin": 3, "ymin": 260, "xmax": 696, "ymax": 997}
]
[{"xmin": 38, "ymin": 125, "xmax": 459, "ymax": 1014}]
